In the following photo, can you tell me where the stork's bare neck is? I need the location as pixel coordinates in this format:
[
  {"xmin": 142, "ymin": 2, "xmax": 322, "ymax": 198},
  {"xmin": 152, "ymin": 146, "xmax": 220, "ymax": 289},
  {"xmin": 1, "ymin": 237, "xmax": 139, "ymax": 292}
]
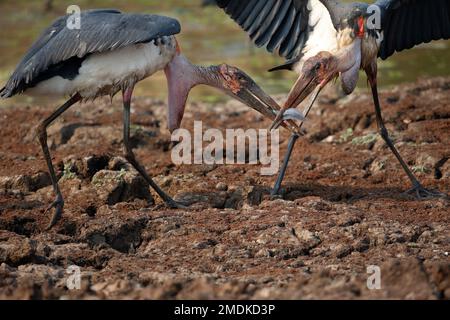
[
  {"xmin": 164, "ymin": 53, "xmax": 221, "ymax": 132},
  {"xmin": 165, "ymin": 53, "xmax": 221, "ymax": 88}
]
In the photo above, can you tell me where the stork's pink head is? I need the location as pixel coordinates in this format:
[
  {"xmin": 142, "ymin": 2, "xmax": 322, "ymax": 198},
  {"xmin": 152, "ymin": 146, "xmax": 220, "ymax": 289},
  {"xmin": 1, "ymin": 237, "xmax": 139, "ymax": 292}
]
[{"xmin": 283, "ymin": 52, "xmax": 339, "ymax": 110}]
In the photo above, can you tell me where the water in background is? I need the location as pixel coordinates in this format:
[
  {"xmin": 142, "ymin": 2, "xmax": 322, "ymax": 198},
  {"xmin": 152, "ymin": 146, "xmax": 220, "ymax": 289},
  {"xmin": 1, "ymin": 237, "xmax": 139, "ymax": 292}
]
[{"xmin": 0, "ymin": 0, "xmax": 449, "ymax": 106}]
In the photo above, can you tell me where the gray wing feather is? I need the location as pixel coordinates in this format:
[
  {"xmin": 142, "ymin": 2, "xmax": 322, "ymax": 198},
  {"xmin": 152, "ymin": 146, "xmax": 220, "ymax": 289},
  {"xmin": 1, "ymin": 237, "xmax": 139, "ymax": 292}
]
[
  {"xmin": 1, "ymin": 10, "xmax": 181, "ymax": 97},
  {"xmin": 216, "ymin": 0, "xmax": 311, "ymax": 59},
  {"xmin": 375, "ymin": 0, "xmax": 450, "ymax": 59}
]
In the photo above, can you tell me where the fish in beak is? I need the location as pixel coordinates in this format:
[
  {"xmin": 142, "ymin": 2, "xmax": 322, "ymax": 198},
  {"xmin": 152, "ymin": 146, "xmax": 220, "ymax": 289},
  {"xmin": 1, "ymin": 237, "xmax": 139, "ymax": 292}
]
[{"xmin": 270, "ymin": 51, "xmax": 339, "ymax": 130}]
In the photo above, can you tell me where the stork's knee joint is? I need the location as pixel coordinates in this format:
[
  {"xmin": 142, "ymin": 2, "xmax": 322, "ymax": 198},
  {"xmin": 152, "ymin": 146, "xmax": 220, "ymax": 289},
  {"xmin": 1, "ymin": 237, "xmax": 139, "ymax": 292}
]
[
  {"xmin": 36, "ymin": 123, "xmax": 47, "ymax": 143},
  {"xmin": 379, "ymin": 127, "xmax": 390, "ymax": 141},
  {"xmin": 124, "ymin": 148, "xmax": 135, "ymax": 163}
]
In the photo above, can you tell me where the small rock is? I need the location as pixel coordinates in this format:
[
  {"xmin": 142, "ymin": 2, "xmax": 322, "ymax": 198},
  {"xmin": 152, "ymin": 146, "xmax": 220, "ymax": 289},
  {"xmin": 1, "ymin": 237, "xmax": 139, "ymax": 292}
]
[
  {"xmin": 353, "ymin": 237, "xmax": 370, "ymax": 252},
  {"xmin": 415, "ymin": 153, "xmax": 440, "ymax": 175},
  {"xmin": 336, "ymin": 213, "xmax": 362, "ymax": 227},
  {"xmin": 255, "ymin": 249, "xmax": 271, "ymax": 258},
  {"xmin": 370, "ymin": 158, "xmax": 388, "ymax": 175},
  {"xmin": 293, "ymin": 225, "xmax": 322, "ymax": 250},
  {"xmin": 108, "ymin": 157, "xmax": 131, "ymax": 171},
  {"xmin": 215, "ymin": 182, "xmax": 228, "ymax": 191},
  {"xmin": 440, "ymin": 159, "xmax": 450, "ymax": 179},
  {"xmin": 368, "ymin": 227, "xmax": 387, "ymax": 246},
  {"xmin": 193, "ymin": 239, "xmax": 218, "ymax": 250},
  {"xmin": 297, "ymin": 197, "xmax": 332, "ymax": 212},
  {"xmin": 417, "ymin": 230, "xmax": 434, "ymax": 244},
  {"xmin": 331, "ymin": 244, "xmax": 353, "ymax": 259},
  {"xmin": 323, "ymin": 135, "xmax": 336, "ymax": 143},
  {"xmin": 256, "ymin": 226, "xmax": 299, "ymax": 247},
  {"xmin": 175, "ymin": 192, "xmax": 227, "ymax": 208},
  {"xmin": 159, "ymin": 176, "xmax": 173, "ymax": 188},
  {"xmin": 289, "ymin": 260, "xmax": 305, "ymax": 268},
  {"xmin": 387, "ymin": 231, "xmax": 406, "ymax": 244}
]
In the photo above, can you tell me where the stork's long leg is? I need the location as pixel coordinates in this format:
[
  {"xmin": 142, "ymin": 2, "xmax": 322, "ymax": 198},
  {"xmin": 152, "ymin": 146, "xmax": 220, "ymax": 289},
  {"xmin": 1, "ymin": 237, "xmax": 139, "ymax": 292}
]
[
  {"xmin": 37, "ymin": 93, "xmax": 81, "ymax": 230},
  {"xmin": 271, "ymin": 88, "xmax": 320, "ymax": 196},
  {"xmin": 367, "ymin": 73, "xmax": 447, "ymax": 199},
  {"xmin": 122, "ymin": 87, "xmax": 186, "ymax": 208},
  {"xmin": 271, "ymin": 133, "xmax": 299, "ymax": 196}
]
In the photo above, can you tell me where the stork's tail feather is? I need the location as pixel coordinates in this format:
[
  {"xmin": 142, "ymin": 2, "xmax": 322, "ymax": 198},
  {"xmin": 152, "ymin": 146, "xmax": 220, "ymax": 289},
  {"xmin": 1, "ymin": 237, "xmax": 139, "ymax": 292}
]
[
  {"xmin": 268, "ymin": 57, "xmax": 300, "ymax": 73},
  {"xmin": 268, "ymin": 64, "xmax": 293, "ymax": 73},
  {"xmin": 0, "ymin": 85, "xmax": 12, "ymax": 99},
  {"xmin": 0, "ymin": 86, "xmax": 6, "ymax": 98}
]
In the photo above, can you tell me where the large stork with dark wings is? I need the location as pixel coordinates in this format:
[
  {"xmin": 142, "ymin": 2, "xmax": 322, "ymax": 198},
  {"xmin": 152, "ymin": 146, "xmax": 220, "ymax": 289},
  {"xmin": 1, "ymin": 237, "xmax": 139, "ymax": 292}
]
[
  {"xmin": 216, "ymin": 0, "xmax": 450, "ymax": 198},
  {"xmin": 0, "ymin": 9, "xmax": 287, "ymax": 229}
]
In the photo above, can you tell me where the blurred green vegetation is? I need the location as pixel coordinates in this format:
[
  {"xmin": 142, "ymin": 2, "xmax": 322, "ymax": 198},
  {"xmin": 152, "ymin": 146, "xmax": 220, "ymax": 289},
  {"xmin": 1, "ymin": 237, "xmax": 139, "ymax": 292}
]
[{"xmin": 0, "ymin": 0, "xmax": 449, "ymax": 107}]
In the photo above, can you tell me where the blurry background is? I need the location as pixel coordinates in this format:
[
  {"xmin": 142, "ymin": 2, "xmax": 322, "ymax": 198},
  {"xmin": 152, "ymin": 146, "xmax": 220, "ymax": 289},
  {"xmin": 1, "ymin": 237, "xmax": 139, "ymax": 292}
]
[{"xmin": 0, "ymin": 0, "xmax": 449, "ymax": 107}]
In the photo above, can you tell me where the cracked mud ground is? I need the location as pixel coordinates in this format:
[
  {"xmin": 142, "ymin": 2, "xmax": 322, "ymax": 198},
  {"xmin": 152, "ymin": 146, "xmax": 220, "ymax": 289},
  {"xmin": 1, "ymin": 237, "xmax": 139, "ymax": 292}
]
[{"xmin": 0, "ymin": 77, "xmax": 449, "ymax": 299}]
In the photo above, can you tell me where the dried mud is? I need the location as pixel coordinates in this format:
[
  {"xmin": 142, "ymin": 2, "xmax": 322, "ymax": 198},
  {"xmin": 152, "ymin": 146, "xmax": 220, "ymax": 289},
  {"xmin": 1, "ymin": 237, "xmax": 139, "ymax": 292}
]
[{"xmin": 0, "ymin": 77, "xmax": 449, "ymax": 300}]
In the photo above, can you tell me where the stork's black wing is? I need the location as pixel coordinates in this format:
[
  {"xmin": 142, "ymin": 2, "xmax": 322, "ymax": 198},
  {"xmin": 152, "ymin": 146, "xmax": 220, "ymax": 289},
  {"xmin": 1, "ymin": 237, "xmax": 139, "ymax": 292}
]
[
  {"xmin": 1, "ymin": 9, "xmax": 181, "ymax": 97},
  {"xmin": 376, "ymin": 0, "xmax": 450, "ymax": 59},
  {"xmin": 215, "ymin": 0, "xmax": 311, "ymax": 59}
]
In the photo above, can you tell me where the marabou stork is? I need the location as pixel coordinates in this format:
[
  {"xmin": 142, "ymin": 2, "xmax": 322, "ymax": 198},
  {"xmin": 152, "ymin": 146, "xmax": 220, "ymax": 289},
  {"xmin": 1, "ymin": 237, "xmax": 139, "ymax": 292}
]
[
  {"xmin": 0, "ymin": 9, "xmax": 286, "ymax": 229},
  {"xmin": 216, "ymin": 0, "xmax": 450, "ymax": 198}
]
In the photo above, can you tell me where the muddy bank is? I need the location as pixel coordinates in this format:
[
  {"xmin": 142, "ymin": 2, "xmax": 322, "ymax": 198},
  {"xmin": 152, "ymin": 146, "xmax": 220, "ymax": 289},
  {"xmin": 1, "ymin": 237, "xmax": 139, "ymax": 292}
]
[{"xmin": 0, "ymin": 77, "xmax": 449, "ymax": 299}]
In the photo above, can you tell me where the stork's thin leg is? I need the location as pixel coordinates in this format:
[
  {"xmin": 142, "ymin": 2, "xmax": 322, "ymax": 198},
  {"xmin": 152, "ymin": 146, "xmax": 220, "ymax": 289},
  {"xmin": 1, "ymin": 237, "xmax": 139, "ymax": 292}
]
[
  {"xmin": 271, "ymin": 133, "xmax": 299, "ymax": 196},
  {"xmin": 37, "ymin": 93, "xmax": 81, "ymax": 230},
  {"xmin": 368, "ymin": 77, "xmax": 447, "ymax": 199},
  {"xmin": 271, "ymin": 91, "xmax": 318, "ymax": 196},
  {"xmin": 122, "ymin": 88, "xmax": 186, "ymax": 208}
]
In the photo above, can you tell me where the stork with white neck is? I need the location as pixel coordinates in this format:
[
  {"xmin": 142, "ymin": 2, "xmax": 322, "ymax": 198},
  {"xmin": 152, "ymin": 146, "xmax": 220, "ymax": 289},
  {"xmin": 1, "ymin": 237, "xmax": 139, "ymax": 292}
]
[
  {"xmin": 0, "ymin": 9, "xmax": 290, "ymax": 229},
  {"xmin": 216, "ymin": 0, "xmax": 450, "ymax": 199}
]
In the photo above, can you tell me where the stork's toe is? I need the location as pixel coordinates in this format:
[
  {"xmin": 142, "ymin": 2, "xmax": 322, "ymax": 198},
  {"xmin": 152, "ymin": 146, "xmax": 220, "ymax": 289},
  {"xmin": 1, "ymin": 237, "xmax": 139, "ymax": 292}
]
[{"xmin": 403, "ymin": 183, "xmax": 449, "ymax": 200}]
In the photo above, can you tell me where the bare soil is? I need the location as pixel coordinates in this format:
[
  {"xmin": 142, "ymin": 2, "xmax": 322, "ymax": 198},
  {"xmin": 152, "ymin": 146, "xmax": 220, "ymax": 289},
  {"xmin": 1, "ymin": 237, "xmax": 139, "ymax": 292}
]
[{"xmin": 0, "ymin": 77, "xmax": 449, "ymax": 300}]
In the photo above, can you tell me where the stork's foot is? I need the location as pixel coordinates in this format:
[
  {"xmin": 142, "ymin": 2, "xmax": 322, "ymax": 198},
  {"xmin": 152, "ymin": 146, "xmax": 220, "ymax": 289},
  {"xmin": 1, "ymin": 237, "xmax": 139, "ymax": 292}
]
[
  {"xmin": 153, "ymin": 198, "xmax": 188, "ymax": 210},
  {"xmin": 403, "ymin": 183, "xmax": 448, "ymax": 200},
  {"xmin": 270, "ymin": 192, "xmax": 284, "ymax": 200},
  {"xmin": 45, "ymin": 194, "xmax": 64, "ymax": 230},
  {"xmin": 270, "ymin": 185, "xmax": 286, "ymax": 198},
  {"xmin": 167, "ymin": 198, "xmax": 188, "ymax": 209}
]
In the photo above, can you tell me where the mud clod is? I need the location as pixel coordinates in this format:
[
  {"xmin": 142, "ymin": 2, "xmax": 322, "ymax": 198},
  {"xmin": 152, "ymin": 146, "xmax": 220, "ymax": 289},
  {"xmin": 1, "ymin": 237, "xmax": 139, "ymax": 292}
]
[{"xmin": 91, "ymin": 170, "xmax": 154, "ymax": 206}]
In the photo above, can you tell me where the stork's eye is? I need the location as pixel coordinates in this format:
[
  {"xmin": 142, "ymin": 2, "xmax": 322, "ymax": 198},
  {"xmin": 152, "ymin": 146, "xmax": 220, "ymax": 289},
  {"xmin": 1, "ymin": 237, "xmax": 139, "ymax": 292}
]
[{"xmin": 315, "ymin": 63, "xmax": 321, "ymax": 71}]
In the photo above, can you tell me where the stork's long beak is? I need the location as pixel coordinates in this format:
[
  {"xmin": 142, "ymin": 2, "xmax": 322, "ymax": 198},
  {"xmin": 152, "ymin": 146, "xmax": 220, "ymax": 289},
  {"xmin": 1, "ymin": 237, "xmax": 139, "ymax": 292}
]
[
  {"xmin": 232, "ymin": 79, "xmax": 280, "ymax": 120},
  {"xmin": 215, "ymin": 65, "xmax": 304, "ymax": 134}
]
